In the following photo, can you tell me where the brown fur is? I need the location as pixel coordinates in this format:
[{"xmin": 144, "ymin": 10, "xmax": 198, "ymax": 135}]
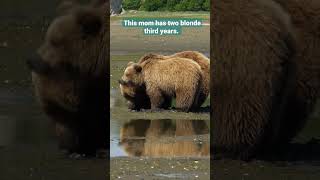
[
  {"xmin": 119, "ymin": 79, "xmax": 151, "ymax": 110},
  {"xmin": 120, "ymin": 119, "xmax": 209, "ymax": 157},
  {"xmin": 119, "ymin": 61, "xmax": 151, "ymax": 110},
  {"xmin": 138, "ymin": 53, "xmax": 162, "ymax": 64},
  {"xmin": 121, "ymin": 56, "xmax": 203, "ymax": 111},
  {"xmin": 211, "ymin": 0, "xmax": 297, "ymax": 159},
  {"xmin": 166, "ymin": 51, "xmax": 210, "ymax": 107},
  {"xmin": 27, "ymin": 1, "xmax": 109, "ymax": 155},
  {"xmin": 271, "ymin": 0, "xmax": 320, "ymax": 146},
  {"xmin": 123, "ymin": 51, "xmax": 210, "ymax": 109},
  {"xmin": 119, "ymin": 56, "xmax": 157, "ymax": 110}
]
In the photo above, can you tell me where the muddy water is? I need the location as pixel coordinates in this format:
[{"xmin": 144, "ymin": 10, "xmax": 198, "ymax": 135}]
[{"xmin": 109, "ymin": 119, "xmax": 210, "ymax": 179}]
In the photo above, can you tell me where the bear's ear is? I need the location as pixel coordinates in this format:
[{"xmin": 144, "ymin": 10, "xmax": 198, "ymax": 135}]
[
  {"xmin": 134, "ymin": 64, "xmax": 142, "ymax": 73},
  {"xmin": 127, "ymin": 61, "xmax": 134, "ymax": 66},
  {"xmin": 76, "ymin": 8, "xmax": 102, "ymax": 37}
]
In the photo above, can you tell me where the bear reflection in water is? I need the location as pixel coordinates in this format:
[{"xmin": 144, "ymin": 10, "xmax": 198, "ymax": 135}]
[{"xmin": 119, "ymin": 119, "xmax": 210, "ymax": 157}]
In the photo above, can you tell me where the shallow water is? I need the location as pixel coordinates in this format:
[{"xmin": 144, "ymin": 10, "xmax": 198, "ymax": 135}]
[
  {"xmin": 109, "ymin": 119, "xmax": 210, "ymax": 179},
  {"xmin": 110, "ymin": 119, "xmax": 210, "ymax": 158}
]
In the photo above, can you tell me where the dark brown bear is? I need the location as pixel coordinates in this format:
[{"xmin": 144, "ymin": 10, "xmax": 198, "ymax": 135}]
[
  {"xmin": 211, "ymin": 0, "xmax": 298, "ymax": 159},
  {"xmin": 271, "ymin": 0, "xmax": 320, "ymax": 146},
  {"xmin": 27, "ymin": 0, "xmax": 109, "ymax": 156},
  {"xmin": 212, "ymin": 0, "xmax": 320, "ymax": 160}
]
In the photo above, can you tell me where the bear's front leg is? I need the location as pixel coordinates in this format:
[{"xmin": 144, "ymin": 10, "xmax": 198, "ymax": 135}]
[{"xmin": 148, "ymin": 89, "xmax": 165, "ymax": 112}]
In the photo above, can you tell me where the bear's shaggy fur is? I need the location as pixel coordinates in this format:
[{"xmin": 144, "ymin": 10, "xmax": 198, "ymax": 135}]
[
  {"xmin": 119, "ymin": 51, "xmax": 210, "ymax": 110},
  {"xmin": 211, "ymin": 0, "xmax": 298, "ymax": 159},
  {"xmin": 119, "ymin": 79, "xmax": 151, "ymax": 110},
  {"xmin": 271, "ymin": 0, "xmax": 320, "ymax": 146},
  {"xmin": 120, "ymin": 55, "xmax": 203, "ymax": 112},
  {"xmin": 120, "ymin": 119, "xmax": 209, "ymax": 157},
  {"xmin": 162, "ymin": 51, "xmax": 210, "ymax": 107},
  {"xmin": 27, "ymin": 1, "xmax": 109, "ymax": 156}
]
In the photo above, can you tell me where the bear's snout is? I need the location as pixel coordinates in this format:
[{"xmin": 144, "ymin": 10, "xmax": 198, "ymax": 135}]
[
  {"xmin": 119, "ymin": 79, "xmax": 136, "ymax": 86},
  {"xmin": 26, "ymin": 53, "xmax": 51, "ymax": 75},
  {"xmin": 118, "ymin": 79, "xmax": 126, "ymax": 85}
]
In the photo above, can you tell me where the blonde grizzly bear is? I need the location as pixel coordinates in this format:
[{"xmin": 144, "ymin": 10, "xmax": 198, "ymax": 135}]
[
  {"xmin": 212, "ymin": 0, "xmax": 320, "ymax": 160},
  {"xmin": 26, "ymin": 1, "xmax": 109, "ymax": 156},
  {"xmin": 119, "ymin": 51, "xmax": 210, "ymax": 110},
  {"xmin": 120, "ymin": 54, "xmax": 203, "ymax": 112},
  {"xmin": 120, "ymin": 119, "xmax": 209, "ymax": 157}
]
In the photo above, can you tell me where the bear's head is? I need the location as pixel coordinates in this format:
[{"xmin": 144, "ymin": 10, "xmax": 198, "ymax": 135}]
[
  {"xmin": 26, "ymin": 0, "xmax": 109, "ymax": 156},
  {"xmin": 121, "ymin": 61, "xmax": 144, "ymax": 86},
  {"xmin": 27, "ymin": 2, "xmax": 107, "ymax": 77},
  {"xmin": 118, "ymin": 62, "xmax": 150, "ymax": 110}
]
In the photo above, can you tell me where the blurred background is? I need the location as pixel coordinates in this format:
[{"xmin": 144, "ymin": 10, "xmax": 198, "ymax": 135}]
[{"xmin": 0, "ymin": 1, "xmax": 107, "ymax": 180}]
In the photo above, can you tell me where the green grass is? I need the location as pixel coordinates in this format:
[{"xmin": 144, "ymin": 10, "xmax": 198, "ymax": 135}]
[
  {"xmin": 111, "ymin": 11, "xmax": 210, "ymax": 22},
  {"xmin": 111, "ymin": 54, "xmax": 142, "ymax": 61}
]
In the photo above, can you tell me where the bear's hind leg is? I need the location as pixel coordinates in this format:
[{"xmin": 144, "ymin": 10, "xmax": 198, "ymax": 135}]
[{"xmin": 175, "ymin": 86, "xmax": 198, "ymax": 112}]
